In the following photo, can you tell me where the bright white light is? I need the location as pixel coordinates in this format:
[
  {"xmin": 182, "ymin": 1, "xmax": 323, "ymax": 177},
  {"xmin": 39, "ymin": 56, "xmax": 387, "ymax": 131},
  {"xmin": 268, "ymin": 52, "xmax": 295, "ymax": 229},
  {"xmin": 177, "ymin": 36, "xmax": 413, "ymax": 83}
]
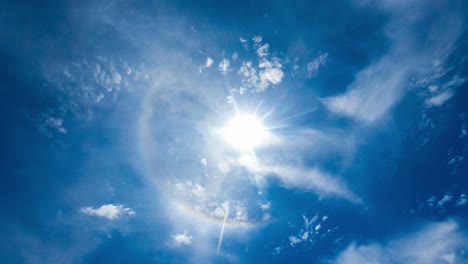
[{"xmin": 222, "ymin": 114, "xmax": 266, "ymax": 150}]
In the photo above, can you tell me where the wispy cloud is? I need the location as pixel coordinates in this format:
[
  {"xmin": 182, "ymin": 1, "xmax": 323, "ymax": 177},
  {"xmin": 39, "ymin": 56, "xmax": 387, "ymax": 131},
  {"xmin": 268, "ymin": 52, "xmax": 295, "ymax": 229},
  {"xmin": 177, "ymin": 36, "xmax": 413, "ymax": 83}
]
[
  {"xmin": 236, "ymin": 154, "xmax": 361, "ymax": 203},
  {"xmin": 266, "ymin": 165, "xmax": 362, "ymax": 203},
  {"xmin": 456, "ymin": 193, "xmax": 468, "ymax": 207},
  {"xmin": 80, "ymin": 204, "xmax": 135, "ymax": 220},
  {"xmin": 307, "ymin": 53, "xmax": 328, "ymax": 77},
  {"xmin": 323, "ymin": 2, "xmax": 463, "ymax": 124},
  {"xmin": 437, "ymin": 194, "xmax": 454, "ymax": 208},
  {"xmin": 335, "ymin": 220, "xmax": 467, "ymax": 264},
  {"xmin": 425, "ymin": 90, "xmax": 454, "ymax": 107}
]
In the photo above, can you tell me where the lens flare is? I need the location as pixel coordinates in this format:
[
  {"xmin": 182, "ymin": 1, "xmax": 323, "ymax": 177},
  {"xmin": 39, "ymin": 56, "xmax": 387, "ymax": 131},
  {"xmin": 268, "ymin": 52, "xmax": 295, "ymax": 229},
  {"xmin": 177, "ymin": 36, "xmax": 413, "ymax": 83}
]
[{"xmin": 222, "ymin": 114, "xmax": 266, "ymax": 150}]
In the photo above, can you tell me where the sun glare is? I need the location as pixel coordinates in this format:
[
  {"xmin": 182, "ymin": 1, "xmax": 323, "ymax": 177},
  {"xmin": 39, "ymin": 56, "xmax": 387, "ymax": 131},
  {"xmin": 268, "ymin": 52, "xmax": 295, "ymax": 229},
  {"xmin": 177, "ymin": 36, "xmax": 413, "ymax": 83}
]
[{"xmin": 222, "ymin": 114, "xmax": 266, "ymax": 150}]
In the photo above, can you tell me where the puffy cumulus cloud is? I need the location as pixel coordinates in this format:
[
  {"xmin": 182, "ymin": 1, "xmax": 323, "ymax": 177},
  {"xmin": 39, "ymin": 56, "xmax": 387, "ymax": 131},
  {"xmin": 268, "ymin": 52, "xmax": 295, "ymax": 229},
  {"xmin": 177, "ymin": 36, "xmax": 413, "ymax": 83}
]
[
  {"xmin": 289, "ymin": 235, "xmax": 301, "ymax": 246},
  {"xmin": 172, "ymin": 232, "xmax": 193, "ymax": 246},
  {"xmin": 218, "ymin": 58, "xmax": 231, "ymax": 75},
  {"xmin": 205, "ymin": 57, "xmax": 214, "ymax": 68},
  {"xmin": 416, "ymin": 190, "xmax": 468, "ymax": 214},
  {"xmin": 80, "ymin": 204, "xmax": 135, "ymax": 220},
  {"xmin": 306, "ymin": 53, "xmax": 328, "ymax": 77},
  {"xmin": 323, "ymin": 2, "xmax": 463, "ymax": 124},
  {"xmin": 335, "ymin": 220, "xmax": 468, "ymax": 264},
  {"xmin": 238, "ymin": 57, "xmax": 284, "ymax": 92},
  {"xmin": 256, "ymin": 43, "xmax": 269, "ymax": 57}
]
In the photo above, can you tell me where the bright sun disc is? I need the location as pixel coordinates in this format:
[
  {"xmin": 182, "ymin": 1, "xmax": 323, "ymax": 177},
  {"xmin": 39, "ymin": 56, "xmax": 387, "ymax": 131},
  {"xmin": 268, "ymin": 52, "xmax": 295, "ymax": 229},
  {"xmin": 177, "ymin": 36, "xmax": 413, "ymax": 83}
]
[{"xmin": 222, "ymin": 114, "xmax": 266, "ymax": 150}]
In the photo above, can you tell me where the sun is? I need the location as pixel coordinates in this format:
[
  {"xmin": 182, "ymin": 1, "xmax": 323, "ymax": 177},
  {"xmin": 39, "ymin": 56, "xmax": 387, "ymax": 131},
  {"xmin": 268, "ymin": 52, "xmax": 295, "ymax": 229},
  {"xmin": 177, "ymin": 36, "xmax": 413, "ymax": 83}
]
[{"xmin": 222, "ymin": 114, "xmax": 267, "ymax": 150}]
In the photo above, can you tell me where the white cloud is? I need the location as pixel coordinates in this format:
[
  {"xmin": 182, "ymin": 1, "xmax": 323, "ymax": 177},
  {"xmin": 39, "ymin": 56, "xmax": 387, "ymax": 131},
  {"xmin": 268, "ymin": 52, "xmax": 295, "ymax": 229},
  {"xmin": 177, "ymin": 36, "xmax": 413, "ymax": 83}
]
[
  {"xmin": 252, "ymin": 35, "xmax": 262, "ymax": 43},
  {"xmin": 289, "ymin": 235, "xmax": 301, "ymax": 246},
  {"xmin": 456, "ymin": 194, "xmax": 467, "ymax": 207},
  {"xmin": 425, "ymin": 90, "xmax": 454, "ymax": 107},
  {"xmin": 172, "ymin": 232, "xmax": 192, "ymax": 246},
  {"xmin": 191, "ymin": 184, "xmax": 206, "ymax": 198},
  {"xmin": 437, "ymin": 194, "xmax": 453, "ymax": 208},
  {"xmin": 315, "ymin": 223, "xmax": 321, "ymax": 231},
  {"xmin": 274, "ymin": 246, "xmax": 281, "ymax": 255},
  {"xmin": 260, "ymin": 202, "xmax": 271, "ymax": 211},
  {"xmin": 426, "ymin": 195, "xmax": 437, "ymax": 208},
  {"xmin": 238, "ymin": 57, "xmax": 284, "ymax": 92},
  {"xmin": 285, "ymin": 213, "xmax": 331, "ymax": 249},
  {"xmin": 44, "ymin": 115, "xmax": 67, "ymax": 134},
  {"xmin": 240, "ymin": 37, "xmax": 247, "ymax": 43},
  {"xmin": 80, "ymin": 204, "xmax": 135, "ymax": 220},
  {"xmin": 262, "ymin": 213, "xmax": 271, "ymax": 221},
  {"xmin": 323, "ymin": 61, "xmax": 409, "ymax": 123},
  {"xmin": 218, "ymin": 58, "xmax": 231, "ymax": 75},
  {"xmin": 256, "ymin": 43, "xmax": 269, "ymax": 57},
  {"xmin": 112, "ymin": 70, "xmax": 122, "ymax": 84},
  {"xmin": 266, "ymin": 165, "xmax": 362, "ymax": 203},
  {"xmin": 233, "ymin": 203, "xmax": 249, "ymax": 222},
  {"xmin": 335, "ymin": 220, "xmax": 467, "ymax": 264},
  {"xmin": 205, "ymin": 57, "xmax": 214, "ymax": 68},
  {"xmin": 307, "ymin": 53, "xmax": 328, "ymax": 77},
  {"xmin": 323, "ymin": 3, "xmax": 462, "ymax": 124}
]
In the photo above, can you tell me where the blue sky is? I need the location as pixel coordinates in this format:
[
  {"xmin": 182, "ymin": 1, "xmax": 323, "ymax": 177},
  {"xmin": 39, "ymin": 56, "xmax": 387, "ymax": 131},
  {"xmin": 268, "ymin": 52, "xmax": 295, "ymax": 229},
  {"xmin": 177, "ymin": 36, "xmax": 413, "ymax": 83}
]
[{"xmin": 1, "ymin": 0, "xmax": 468, "ymax": 263}]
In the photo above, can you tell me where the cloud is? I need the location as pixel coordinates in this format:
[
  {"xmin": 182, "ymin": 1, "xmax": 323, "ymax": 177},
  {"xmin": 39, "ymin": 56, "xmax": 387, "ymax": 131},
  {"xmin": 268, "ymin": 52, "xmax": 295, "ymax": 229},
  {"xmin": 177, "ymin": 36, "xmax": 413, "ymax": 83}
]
[
  {"xmin": 456, "ymin": 193, "xmax": 468, "ymax": 207},
  {"xmin": 260, "ymin": 202, "xmax": 271, "ymax": 211},
  {"xmin": 323, "ymin": 2, "xmax": 463, "ymax": 124},
  {"xmin": 307, "ymin": 53, "xmax": 328, "ymax": 77},
  {"xmin": 205, "ymin": 57, "xmax": 214, "ymax": 68},
  {"xmin": 231, "ymin": 52, "xmax": 238, "ymax": 61},
  {"xmin": 252, "ymin": 35, "xmax": 262, "ymax": 43},
  {"xmin": 315, "ymin": 223, "xmax": 321, "ymax": 231},
  {"xmin": 335, "ymin": 220, "xmax": 467, "ymax": 264},
  {"xmin": 256, "ymin": 43, "xmax": 269, "ymax": 57},
  {"xmin": 426, "ymin": 195, "xmax": 437, "ymax": 208},
  {"xmin": 218, "ymin": 58, "xmax": 231, "ymax": 75},
  {"xmin": 285, "ymin": 213, "xmax": 333, "ymax": 249},
  {"xmin": 238, "ymin": 57, "xmax": 284, "ymax": 92},
  {"xmin": 425, "ymin": 90, "xmax": 454, "ymax": 107},
  {"xmin": 172, "ymin": 232, "xmax": 192, "ymax": 246},
  {"xmin": 43, "ymin": 114, "xmax": 67, "ymax": 134},
  {"xmin": 437, "ymin": 194, "xmax": 453, "ymax": 208},
  {"xmin": 80, "ymin": 204, "xmax": 135, "ymax": 220},
  {"xmin": 289, "ymin": 235, "xmax": 301, "ymax": 246},
  {"xmin": 264, "ymin": 165, "xmax": 362, "ymax": 203}
]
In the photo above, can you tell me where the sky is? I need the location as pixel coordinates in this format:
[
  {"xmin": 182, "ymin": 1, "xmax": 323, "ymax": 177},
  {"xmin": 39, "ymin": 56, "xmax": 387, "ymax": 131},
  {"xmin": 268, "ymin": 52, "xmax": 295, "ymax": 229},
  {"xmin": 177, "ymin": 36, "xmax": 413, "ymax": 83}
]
[{"xmin": 1, "ymin": 0, "xmax": 468, "ymax": 263}]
